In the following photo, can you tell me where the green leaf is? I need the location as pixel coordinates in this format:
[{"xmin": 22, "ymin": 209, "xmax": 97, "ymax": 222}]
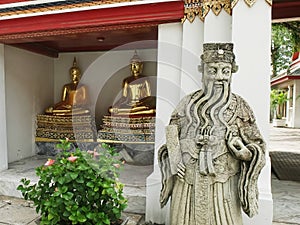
[
  {"xmin": 47, "ymin": 213, "xmax": 54, "ymax": 221},
  {"xmin": 68, "ymin": 214, "xmax": 77, "ymax": 222},
  {"xmin": 70, "ymin": 172, "xmax": 78, "ymax": 180},
  {"xmin": 44, "ymin": 201, "xmax": 51, "ymax": 206},
  {"xmin": 86, "ymin": 212, "xmax": 94, "ymax": 219},
  {"xmin": 58, "ymin": 177, "xmax": 65, "ymax": 185},
  {"xmin": 62, "ymin": 192, "xmax": 74, "ymax": 201},
  {"xmin": 104, "ymin": 217, "xmax": 110, "ymax": 225},
  {"xmin": 77, "ymin": 212, "xmax": 87, "ymax": 223},
  {"xmin": 24, "ymin": 179, "xmax": 31, "ymax": 185},
  {"xmin": 86, "ymin": 182, "xmax": 94, "ymax": 188},
  {"xmin": 61, "ymin": 186, "xmax": 68, "ymax": 193},
  {"xmin": 63, "ymin": 211, "xmax": 70, "ymax": 217}
]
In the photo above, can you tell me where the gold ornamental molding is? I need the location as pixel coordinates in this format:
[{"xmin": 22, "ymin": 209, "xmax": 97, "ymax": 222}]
[{"xmin": 182, "ymin": 0, "xmax": 273, "ymax": 23}]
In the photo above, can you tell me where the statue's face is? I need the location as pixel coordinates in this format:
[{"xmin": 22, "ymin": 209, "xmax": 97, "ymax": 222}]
[
  {"xmin": 131, "ymin": 62, "xmax": 143, "ymax": 75},
  {"xmin": 70, "ymin": 68, "xmax": 80, "ymax": 82},
  {"xmin": 202, "ymin": 61, "xmax": 232, "ymax": 90}
]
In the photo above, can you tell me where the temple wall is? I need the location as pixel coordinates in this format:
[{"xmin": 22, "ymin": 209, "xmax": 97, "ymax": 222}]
[
  {"xmin": 0, "ymin": 44, "xmax": 8, "ymax": 170},
  {"xmin": 2, "ymin": 47, "xmax": 157, "ymax": 164},
  {"xmin": 4, "ymin": 45, "xmax": 54, "ymax": 163},
  {"xmin": 293, "ymin": 80, "xmax": 300, "ymax": 128}
]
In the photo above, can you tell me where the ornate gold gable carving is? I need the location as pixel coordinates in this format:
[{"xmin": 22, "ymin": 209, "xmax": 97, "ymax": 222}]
[{"xmin": 182, "ymin": 0, "xmax": 272, "ymax": 23}]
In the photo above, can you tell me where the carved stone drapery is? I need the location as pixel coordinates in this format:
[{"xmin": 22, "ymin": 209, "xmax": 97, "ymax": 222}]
[{"xmin": 182, "ymin": 0, "xmax": 273, "ymax": 23}]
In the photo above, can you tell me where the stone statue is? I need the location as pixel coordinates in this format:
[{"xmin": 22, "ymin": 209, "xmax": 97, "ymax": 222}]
[
  {"xmin": 158, "ymin": 43, "xmax": 266, "ymax": 225},
  {"xmin": 109, "ymin": 51, "xmax": 156, "ymax": 116},
  {"xmin": 45, "ymin": 58, "xmax": 90, "ymax": 116}
]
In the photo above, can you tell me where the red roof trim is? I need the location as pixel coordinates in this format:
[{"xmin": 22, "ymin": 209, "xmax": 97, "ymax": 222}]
[
  {"xmin": 271, "ymin": 75, "xmax": 300, "ymax": 86},
  {"xmin": 0, "ymin": 0, "xmax": 28, "ymax": 3},
  {"xmin": 0, "ymin": 1, "xmax": 183, "ymax": 37},
  {"xmin": 272, "ymin": 1, "xmax": 300, "ymax": 20}
]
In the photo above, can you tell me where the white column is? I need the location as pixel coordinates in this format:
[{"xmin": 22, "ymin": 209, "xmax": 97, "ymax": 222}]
[
  {"xmin": 0, "ymin": 44, "xmax": 8, "ymax": 171},
  {"xmin": 180, "ymin": 18, "xmax": 204, "ymax": 96},
  {"xmin": 287, "ymin": 85, "xmax": 292, "ymax": 127},
  {"xmin": 293, "ymin": 80, "xmax": 300, "ymax": 128},
  {"xmin": 146, "ymin": 22, "xmax": 183, "ymax": 224},
  {"xmin": 204, "ymin": 10, "xmax": 232, "ymax": 42},
  {"xmin": 232, "ymin": 1, "xmax": 273, "ymax": 224}
]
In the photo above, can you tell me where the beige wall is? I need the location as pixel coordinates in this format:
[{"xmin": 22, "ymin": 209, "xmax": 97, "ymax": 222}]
[
  {"xmin": 5, "ymin": 45, "xmax": 54, "ymax": 163},
  {"xmin": 4, "ymin": 47, "xmax": 157, "ymax": 163}
]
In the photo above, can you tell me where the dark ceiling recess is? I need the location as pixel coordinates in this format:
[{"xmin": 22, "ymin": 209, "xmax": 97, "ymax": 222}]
[{"xmin": 9, "ymin": 25, "xmax": 159, "ymax": 58}]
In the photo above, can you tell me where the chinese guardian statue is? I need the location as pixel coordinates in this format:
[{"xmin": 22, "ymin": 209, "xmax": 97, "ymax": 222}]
[{"xmin": 158, "ymin": 43, "xmax": 266, "ymax": 225}]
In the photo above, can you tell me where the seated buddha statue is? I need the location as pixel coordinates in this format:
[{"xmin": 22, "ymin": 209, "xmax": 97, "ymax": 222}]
[
  {"xmin": 45, "ymin": 58, "xmax": 90, "ymax": 116},
  {"xmin": 109, "ymin": 52, "xmax": 156, "ymax": 116}
]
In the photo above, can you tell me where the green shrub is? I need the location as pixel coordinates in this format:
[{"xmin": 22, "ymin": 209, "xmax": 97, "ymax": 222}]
[{"xmin": 17, "ymin": 140, "xmax": 127, "ymax": 225}]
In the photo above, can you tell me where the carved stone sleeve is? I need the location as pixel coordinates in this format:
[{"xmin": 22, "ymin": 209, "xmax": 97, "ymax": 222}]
[{"xmin": 235, "ymin": 96, "xmax": 266, "ymax": 217}]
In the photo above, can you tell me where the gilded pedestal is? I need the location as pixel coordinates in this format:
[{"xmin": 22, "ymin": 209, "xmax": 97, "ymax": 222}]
[
  {"xmin": 35, "ymin": 114, "xmax": 97, "ymax": 155},
  {"xmin": 98, "ymin": 115, "xmax": 155, "ymax": 165}
]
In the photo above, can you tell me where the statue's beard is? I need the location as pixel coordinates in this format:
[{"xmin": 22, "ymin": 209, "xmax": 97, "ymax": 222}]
[{"xmin": 183, "ymin": 81, "xmax": 232, "ymax": 137}]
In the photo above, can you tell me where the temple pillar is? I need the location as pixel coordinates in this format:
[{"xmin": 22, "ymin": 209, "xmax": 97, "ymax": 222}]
[
  {"xmin": 0, "ymin": 44, "xmax": 8, "ymax": 171},
  {"xmin": 180, "ymin": 18, "xmax": 203, "ymax": 96},
  {"xmin": 293, "ymin": 80, "xmax": 300, "ymax": 127},
  {"xmin": 204, "ymin": 10, "xmax": 232, "ymax": 42},
  {"xmin": 146, "ymin": 22, "xmax": 182, "ymax": 224},
  {"xmin": 232, "ymin": 1, "xmax": 273, "ymax": 224},
  {"xmin": 287, "ymin": 85, "xmax": 292, "ymax": 127}
]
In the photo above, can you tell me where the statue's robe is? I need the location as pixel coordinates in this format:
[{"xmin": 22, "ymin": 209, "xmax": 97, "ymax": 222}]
[{"xmin": 158, "ymin": 90, "xmax": 266, "ymax": 225}]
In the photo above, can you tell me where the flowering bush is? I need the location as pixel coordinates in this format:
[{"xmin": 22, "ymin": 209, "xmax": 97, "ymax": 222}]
[{"xmin": 17, "ymin": 140, "xmax": 127, "ymax": 225}]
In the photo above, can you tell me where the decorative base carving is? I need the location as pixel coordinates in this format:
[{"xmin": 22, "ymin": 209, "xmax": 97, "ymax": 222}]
[
  {"xmin": 35, "ymin": 114, "xmax": 97, "ymax": 142},
  {"xmin": 98, "ymin": 115, "xmax": 155, "ymax": 144},
  {"xmin": 98, "ymin": 115, "xmax": 155, "ymax": 165}
]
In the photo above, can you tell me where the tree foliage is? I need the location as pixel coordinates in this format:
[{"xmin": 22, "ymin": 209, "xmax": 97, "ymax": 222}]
[{"xmin": 271, "ymin": 21, "xmax": 300, "ymax": 77}]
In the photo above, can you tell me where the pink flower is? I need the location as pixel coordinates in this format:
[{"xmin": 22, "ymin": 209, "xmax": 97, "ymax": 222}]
[
  {"xmin": 87, "ymin": 150, "xmax": 94, "ymax": 155},
  {"xmin": 67, "ymin": 155, "xmax": 78, "ymax": 163},
  {"xmin": 113, "ymin": 164, "xmax": 120, "ymax": 169},
  {"xmin": 87, "ymin": 150, "xmax": 99, "ymax": 158},
  {"xmin": 44, "ymin": 159, "xmax": 55, "ymax": 166},
  {"xmin": 93, "ymin": 151, "xmax": 100, "ymax": 158}
]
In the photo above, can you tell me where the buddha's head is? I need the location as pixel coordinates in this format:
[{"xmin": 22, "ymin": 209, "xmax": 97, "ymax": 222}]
[
  {"xmin": 69, "ymin": 57, "xmax": 81, "ymax": 83},
  {"xmin": 130, "ymin": 51, "xmax": 143, "ymax": 76}
]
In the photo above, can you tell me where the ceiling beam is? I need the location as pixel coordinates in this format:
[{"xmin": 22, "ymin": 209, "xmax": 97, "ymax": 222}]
[
  {"xmin": 11, "ymin": 43, "xmax": 59, "ymax": 58},
  {"xmin": 272, "ymin": 1, "xmax": 300, "ymax": 21}
]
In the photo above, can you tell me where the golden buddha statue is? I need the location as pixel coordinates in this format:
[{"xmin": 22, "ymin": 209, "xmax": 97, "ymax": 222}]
[
  {"xmin": 109, "ymin": 52, "xmax": 156, "ymax": 116},
  {"xmin": 45, "ymin": 58, "xmax": 90, "ymax": 116}
]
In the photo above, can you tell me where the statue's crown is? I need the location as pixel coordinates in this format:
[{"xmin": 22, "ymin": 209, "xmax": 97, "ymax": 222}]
[
  {"xmin": 131, "ymin": 50, "xmax": 142, "ymax": 63},
  {"xmin": 201, "ymin": 43, "xmax": 235, "ymax": 63}
]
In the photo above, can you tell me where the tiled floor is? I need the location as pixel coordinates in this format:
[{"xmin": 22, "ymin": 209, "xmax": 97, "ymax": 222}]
[{"xmin": 270, "ymin": 125, "xmax": 300, "ymax": 225}]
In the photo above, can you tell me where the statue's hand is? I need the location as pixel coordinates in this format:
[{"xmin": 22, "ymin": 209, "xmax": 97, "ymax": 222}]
[
  {"xmin": 227, "ymin": 133, "xmax": 252, "ymax": 161},
  {"xmin": 45, "ymin": 107, "xmax": 53, "ymax": 113},
  {"xmin": 111, "ymin": 108, "xmax": 119, "ymax": 114}
]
